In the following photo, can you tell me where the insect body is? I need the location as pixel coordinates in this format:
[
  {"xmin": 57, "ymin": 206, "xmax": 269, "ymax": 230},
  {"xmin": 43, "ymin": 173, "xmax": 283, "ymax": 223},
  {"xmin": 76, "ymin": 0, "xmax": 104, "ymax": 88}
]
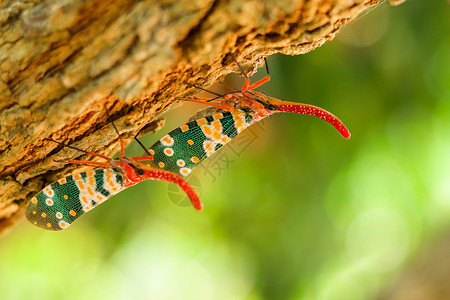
[
  {"xmin": 187, "ymin": 57, "xmax": 351, "ymax": 139},
  {"xmin": 145, "ymin": 109, "xmax": 253, "ymax": 176},
  {"xmin": 196, "ymin": 90, "xmax": 351, "ymax": 139},
  {"xmin": 143, "ymin": 57, "xmax": 350, "ymax": 177},
  {"xmin": 26, "ymin": 122, "xmax": 202, "ymax": 231}
]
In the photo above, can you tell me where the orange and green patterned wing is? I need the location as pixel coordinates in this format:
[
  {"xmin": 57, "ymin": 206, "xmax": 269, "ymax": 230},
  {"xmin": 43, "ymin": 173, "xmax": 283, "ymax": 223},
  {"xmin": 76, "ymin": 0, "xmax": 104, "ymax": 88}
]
[
  {"xmin": 26, "ymin": 168, "xmax": 124, "ymax": 231},
  {"xmin": 147, "ymin": 109, "xmax": 254, "ymax": 177}
]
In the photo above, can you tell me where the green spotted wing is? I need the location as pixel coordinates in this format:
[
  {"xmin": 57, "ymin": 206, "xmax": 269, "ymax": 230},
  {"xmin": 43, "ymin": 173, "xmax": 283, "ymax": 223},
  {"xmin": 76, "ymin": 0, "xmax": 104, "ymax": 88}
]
[
  {"xmin": 146, "ymin": 109, "xmax": 255, "ymax": 177},
  {"xmin": 26, "ymin": 168, "xmax": 124, "ymax": 231}
]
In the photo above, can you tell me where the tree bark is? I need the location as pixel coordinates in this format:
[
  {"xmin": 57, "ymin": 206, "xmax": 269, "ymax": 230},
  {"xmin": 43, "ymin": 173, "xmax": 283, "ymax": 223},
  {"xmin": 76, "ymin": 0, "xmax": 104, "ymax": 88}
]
[{"xmin": 0, "ymin": 0, "xmax": 379, "ymax": 235}]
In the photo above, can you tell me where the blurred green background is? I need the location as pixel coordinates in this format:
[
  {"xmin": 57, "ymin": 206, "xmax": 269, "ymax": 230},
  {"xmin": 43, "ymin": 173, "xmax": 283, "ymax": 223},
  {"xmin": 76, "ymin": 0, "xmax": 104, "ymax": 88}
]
[{"xmin": 1, "ymin": 1, "xmax": 449, "ymax": 299}]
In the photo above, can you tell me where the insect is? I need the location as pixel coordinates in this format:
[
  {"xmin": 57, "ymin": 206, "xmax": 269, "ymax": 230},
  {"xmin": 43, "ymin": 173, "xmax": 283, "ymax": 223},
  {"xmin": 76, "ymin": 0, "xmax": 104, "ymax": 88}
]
[
  {"xmin": 140, "ymin": 56, "xmax": 350, "ymax": 177},
  {"xmin": 26, "ymin": 114, "xmax": 202, "ymax": 231}
]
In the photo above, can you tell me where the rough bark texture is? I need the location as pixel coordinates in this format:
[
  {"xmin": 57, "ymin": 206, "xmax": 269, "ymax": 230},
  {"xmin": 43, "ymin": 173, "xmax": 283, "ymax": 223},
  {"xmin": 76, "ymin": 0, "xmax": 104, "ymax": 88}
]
[{"xmin": 0, "ymin": 0, "xmax": 379, "ymax": 235}]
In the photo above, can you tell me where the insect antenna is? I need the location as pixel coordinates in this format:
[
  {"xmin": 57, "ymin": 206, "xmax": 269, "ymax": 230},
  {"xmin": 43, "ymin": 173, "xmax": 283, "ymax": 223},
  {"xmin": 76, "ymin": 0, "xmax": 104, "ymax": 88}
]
[
  {"xmin": 104, "ymin": 106, "xmax": 126, "ymax": 158},
  {"xmin": 184, "ymin": 82, "xmax": 224, "ymax": 97},
  {"xmin": 184, "ymin": 82, "xmax": 240, "ymax": 103},
  {"xmin": 229, "ymin": 53, "xmax": 249, "ymax": 79},
  {"xmin": 206, "ymin": 95, "xmax": 228, "ymax": 103},
  {"xmin": 105, "ymin": 106, "xmax": 123, "ymax": 138},
  {"xmin": 50, "ymin": 138, "xmax": 112, "ymax": 163},
  {"xmin": 263, "ymin": 57, "xmax": 270, "ymax": 78},
  {"xmin": 133, "ymin": 132, "xmax": 153, "ymax": 157},
  {"xmin": 131, "ymin": 122, "xmax": 156, "ymax": 157},
  {"xmin": 50, "ymin": 138, "xmax": 89, "ymax": 154}
]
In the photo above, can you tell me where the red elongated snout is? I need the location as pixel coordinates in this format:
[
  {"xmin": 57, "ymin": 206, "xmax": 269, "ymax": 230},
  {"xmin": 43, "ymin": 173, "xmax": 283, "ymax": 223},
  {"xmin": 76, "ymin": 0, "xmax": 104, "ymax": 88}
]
[
  {"xmin": 270, "ymin": 99, "xmax": 351, "ymax": 139},
  {"xmin": 141, "ymin": 166, "xmax": 203, "ymax": 211}
]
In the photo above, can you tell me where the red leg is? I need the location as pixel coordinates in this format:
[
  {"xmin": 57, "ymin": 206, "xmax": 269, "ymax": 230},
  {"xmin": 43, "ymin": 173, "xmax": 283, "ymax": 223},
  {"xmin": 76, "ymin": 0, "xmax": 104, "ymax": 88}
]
[
  {"xmin": 241, "ymin": 78, "xmax": 250, "ymax": 93},
  {"xmin": 119, "ymin": 138, "xmax": 125, "ymax": 158},
  {"xmin": 246, "ymin": 74, "xmax": 271, "ymax": 91},
  {"xmin": 128, "ymin": 156, "xmax": 154, "ymax": 161},
  {"xmin": 241, "ymin": 57, "xmax": 271, "ymax": 92}
]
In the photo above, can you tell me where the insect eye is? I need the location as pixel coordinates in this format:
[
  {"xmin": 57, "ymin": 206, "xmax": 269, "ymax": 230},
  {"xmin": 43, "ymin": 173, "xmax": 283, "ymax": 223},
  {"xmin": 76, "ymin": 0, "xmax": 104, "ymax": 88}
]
[
  {"xmin": 256, "ymin": 99, "xmax": 276, "ymax": 111},
  {"xmin": 128, "ymin": 163, "xmax": 144, "ymax": 175},
  {"xmin": 255, "ymin": 99, "xmax": 265, "ymax": 106},
  {"xmin": 267, "ymin": 104, "xmax": 276, "ymax": 111}
]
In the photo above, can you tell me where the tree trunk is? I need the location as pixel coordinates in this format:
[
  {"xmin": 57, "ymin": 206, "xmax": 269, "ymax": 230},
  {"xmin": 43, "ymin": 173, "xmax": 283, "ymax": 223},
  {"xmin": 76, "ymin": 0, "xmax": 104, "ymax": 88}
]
[{"xmin": 0, "ymin": 0, "xmax": 380, "ymax": 235}]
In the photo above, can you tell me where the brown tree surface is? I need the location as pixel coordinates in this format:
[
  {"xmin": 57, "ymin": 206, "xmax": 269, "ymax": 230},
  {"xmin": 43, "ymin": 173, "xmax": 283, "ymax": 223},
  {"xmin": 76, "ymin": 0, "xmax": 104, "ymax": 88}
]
[{"xmin": 0, "ymin": 0, "xmax": 380, "ymax": 235}]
